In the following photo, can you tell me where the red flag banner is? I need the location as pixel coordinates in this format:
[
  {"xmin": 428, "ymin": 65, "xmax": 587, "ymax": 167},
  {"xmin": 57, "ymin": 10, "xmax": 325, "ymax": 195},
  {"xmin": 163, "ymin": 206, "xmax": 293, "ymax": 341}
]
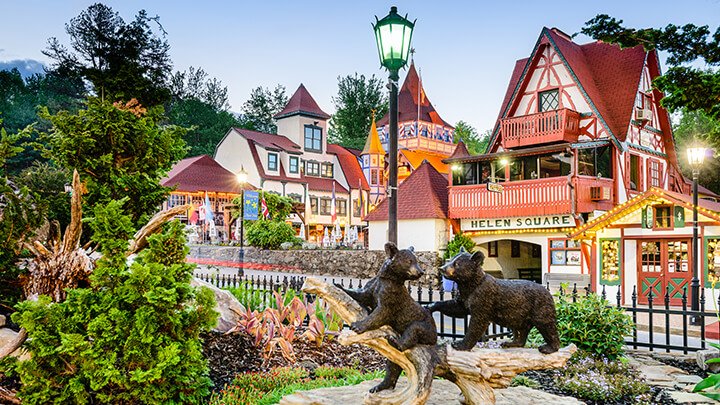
[{"xmin": 261, "ymin": 193, "xmax": 270, "ymax": 220}]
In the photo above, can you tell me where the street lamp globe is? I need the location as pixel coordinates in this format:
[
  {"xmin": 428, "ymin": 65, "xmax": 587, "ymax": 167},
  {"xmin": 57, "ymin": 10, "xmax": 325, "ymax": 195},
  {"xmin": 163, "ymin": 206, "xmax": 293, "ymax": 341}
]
[
  {"xmin": 236, "ymin": 166, "xmax": 248, "ymax": 184},
  {"xmin": 687, "ymin": 146, "xmax": 707, "ymax": 169},
  {"xmin": 373, "ymin": 6, "xmax": 415, "ymax": 71}
]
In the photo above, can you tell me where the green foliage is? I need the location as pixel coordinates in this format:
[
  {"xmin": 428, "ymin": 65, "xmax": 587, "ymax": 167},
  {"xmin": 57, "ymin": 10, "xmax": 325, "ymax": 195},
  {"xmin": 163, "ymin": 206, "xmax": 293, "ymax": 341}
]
[
  {"xmin": 0, "ymin": 120, "xmax": 42, "ymax": 307},
  {"xmin": 530, "ymin": 292, "xmax": 633, "ymax": 359},
  {"xmin": 167, "ymin": 98, "xmax": 240, "ymax": 157},
  {"xmin": 444, "ymin": 232, "xmax": 476, "ymax": 259},
  {"xmin": 44, "ymin": 3, "xmax": 173, "ymax": 107},
  {"xmin": 554, "ymin": 352, "xmax": 650, "ymax": 402},
  {"xmin": 240, "ymin": 85, "xmax": 288, "ymax": 134},
  {"xmin": 245, "ymin": 220, "xmax": 296, "ymax": 250},
  {"xmin": 673, "ymin": 109, "xmax": 720, "ymax": 194},
  {"xmin": 40, "ymin": 97, "xmax": 187, "ymax": 227},
  {"xmin": 10, "ymin": 204, "xmax": 217, "ymax": 404},
  {"xmin": 208, "ymin": 366, "xmax": 383, "ymax": 405},
  {"xmin": 169, "ymin": 66, "xmax": 230, "ymax": 111},
  {"xmin": 453, "ymin": 121, "xmax": 490, "ymax": 155},
  {"xmin": 581, "ymin": 15, "xmax": 720, "ymax": 120},
  {"xmin": 510, "ymin": 375, "xmax": 540, "ymax": 389},
  {"xmin": 694, "ymin": 341, "xmax": 720, "ymax": 400},
  {"xmin": 328, "ymin": 73, "xmax": 388, "ymax": 150},
  {"xmin": 16, "ymin": 161, "xmax": 71, "ymax": 230},
  {"xmin": 225, "ymin": 281, "xmax": 268, "ymax": 311}
]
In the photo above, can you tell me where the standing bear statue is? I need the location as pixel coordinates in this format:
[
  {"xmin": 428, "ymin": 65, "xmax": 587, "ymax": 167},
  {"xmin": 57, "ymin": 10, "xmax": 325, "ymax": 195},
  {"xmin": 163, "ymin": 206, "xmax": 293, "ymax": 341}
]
[
  {"xmin": 428, "ymin": 247, "xmax": 560, "ymax": 354},
  {"xmin": 339, "ymin": 242, "xmax": 437, "ymax": 393}
]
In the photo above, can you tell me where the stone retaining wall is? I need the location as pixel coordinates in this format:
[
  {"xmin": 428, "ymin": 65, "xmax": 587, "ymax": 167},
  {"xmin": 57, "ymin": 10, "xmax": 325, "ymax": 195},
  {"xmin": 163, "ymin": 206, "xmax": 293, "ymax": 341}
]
[{"xmin": 187, "ymin": 245, "xmax": 443, "ymax": 286}]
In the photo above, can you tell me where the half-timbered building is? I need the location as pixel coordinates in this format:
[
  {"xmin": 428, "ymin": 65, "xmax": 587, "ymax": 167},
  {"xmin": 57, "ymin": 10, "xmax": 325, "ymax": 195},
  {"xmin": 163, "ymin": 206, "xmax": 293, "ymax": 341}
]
[{"xmin": 445, "ymin": 27, "xmax": 697, "ymax": 297}]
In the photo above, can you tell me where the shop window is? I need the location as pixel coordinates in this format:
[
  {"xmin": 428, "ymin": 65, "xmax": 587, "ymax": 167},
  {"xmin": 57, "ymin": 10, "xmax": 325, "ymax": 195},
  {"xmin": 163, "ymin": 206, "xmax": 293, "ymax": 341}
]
[
  {"xmin": 338, "ymin": 200, "xmax": 347, "ymax": 216},
  {"xmin": 289, "ymin": 156, "xmax": 299, "ymax": 174},
  {"xmin": 310, "ymin": 197, "xmax": 318, "ymax": 215},
  {"xmin": 287, "ymin": 193, "xmax": 302, "ymax": 203},
  {"xmin": 653, "ymin": 205, "xmax": 673, "ymax": 229},
  {"xmin": 549, "ymin": 238, "xmax": 581, "ymax": 266},
  {"xmin": 306, "ymin": 161, "xmax": 320, "ymax": 177},
  {"xmin": 539, "ymin": 154, "xmax": 571, "ymax": 178},
  {"xmin": 320, "ymin": 198, "xmax": 331, "ymax": 215},
  {"xmin": 705, "ymin": 237, "xmax": 720, "ymax": 287},
  {"xmin": 167, "ymin": 194, "xmax": 186, "ymax": 208},
  {"xmin": 509, "ymin": 159, "xmax": 522, "ymax": 181},
  {"xmin": 353, "ymin": 198, "xmax": 362, "ymax": 217},
  {"xmin": 492, "ymin": 160, "xmax": 507, "ymax": 182},
  {"xmin": 487, "ymin": 241, "xmax": 498, "ymax": 257},
  {"xmin": 322, "ymin": 163, "xmax": 334, "ymax": 178},
  {"xmin": 511, "ymin": 241, "xmax": 521, "ymax": 258},
  {"xmin": 600, "ymin": 239, "xmax": 621, "ymax": 286},
  {"xmin": 304, "ymin": 125, "xmax": 322, "ymax": 152},
  {"xmin": 578, "ymin": 145, "xmax": 613, "ymax": 178},
  {"xmin": 463, "ymin": 163, "xmax": 477, "ymax": 185},
  {"xmin": 267, "ymin": 153, "xmax": 278, "ymax": 171},
  {"xmin": 370, "ymin": 169, "xmax": 378, "ymax": 185},
  {"xmin": 522, "ymin": 155, "xmax": 539, "ymax": 180},
  {"xmin": 479, "ymin": 163, "xmax": 491, "ymax": 183},
  {"xmin": 538, "ymin": 89, "xmax": 559, "ymax": 112}
]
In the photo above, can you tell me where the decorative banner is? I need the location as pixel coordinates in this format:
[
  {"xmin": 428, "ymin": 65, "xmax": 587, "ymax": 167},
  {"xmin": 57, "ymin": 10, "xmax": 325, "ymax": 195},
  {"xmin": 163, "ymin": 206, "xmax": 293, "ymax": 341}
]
[
  {"xmin": 462, "ymin": 214, "xmax": 574, "ymax": 231},
  {"xmin": 243, "ymin": 191, "xmax": 259, "ymax": 220}
]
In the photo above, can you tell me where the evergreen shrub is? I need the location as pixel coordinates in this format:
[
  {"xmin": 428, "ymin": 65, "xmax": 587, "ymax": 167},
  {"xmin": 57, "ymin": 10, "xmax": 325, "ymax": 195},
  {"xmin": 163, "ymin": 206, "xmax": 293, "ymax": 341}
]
[{"xmin": 11, "ymin": 200, "xmax": 217, "ymax": 404}]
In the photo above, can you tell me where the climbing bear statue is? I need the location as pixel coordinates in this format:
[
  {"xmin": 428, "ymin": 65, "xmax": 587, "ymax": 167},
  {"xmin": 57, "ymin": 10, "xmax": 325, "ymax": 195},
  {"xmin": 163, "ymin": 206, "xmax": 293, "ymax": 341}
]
[
  {"xmin": 340, "ymin": 242, "xmax": 437, "ymax": 392},
  {"xmin": 428, "ymin": 247, "xmax": 560, "ymax": 354}
]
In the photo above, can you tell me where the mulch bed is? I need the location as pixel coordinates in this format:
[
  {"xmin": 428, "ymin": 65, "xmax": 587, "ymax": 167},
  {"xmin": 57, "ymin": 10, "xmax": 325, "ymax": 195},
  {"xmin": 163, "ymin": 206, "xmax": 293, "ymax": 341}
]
[
  {"xmin": 651, "ymin": 353, "xmax": 710, "ymax": 379},
  {"xmin": 201, "ymin": 329, "xmax": 385, "ymax": 391}
]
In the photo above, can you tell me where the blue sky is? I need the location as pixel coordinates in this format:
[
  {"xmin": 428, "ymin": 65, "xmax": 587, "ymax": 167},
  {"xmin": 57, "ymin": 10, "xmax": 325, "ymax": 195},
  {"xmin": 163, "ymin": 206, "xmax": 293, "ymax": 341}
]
[{"xmin": 1, "ymin": 1, "xmax": 719, "ymax": 133}]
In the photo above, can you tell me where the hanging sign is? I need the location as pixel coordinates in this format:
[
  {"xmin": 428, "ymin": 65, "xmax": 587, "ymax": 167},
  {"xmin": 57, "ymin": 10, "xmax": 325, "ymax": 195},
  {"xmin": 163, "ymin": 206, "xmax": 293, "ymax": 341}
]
[
  {"xmin": 486, "ymin": 182, "xmax": 504, "ymax": 193},
  {"xmin": 243, "ymin": 191, "xmax": 259, "ymax": 220},
  {"xmin": 462, "ymin": 214, "xmax": 573, "ymax": 231}
]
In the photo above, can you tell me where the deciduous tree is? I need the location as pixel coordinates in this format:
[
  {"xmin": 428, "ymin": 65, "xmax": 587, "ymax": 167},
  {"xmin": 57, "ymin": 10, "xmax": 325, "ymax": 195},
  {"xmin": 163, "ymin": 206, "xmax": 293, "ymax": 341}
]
[
  {"xmin": 329, "ymin": 74, "xmax": 387, "ymax": 150},
  {"xmin": 453, "ymin": 121, "xmax": 489, "ymax": 155},
  {"xmin": 240, "ymin": 85, "xmax": 287, "ymax": 134}
]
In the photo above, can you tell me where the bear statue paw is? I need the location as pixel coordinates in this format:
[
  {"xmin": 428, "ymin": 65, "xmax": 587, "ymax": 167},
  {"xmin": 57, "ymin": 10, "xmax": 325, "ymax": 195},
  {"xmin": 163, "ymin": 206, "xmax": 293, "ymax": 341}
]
[
  {"xmin": 538, "ymin": 344, "xmax": 559, "ymax": 354},
  {"xmin": 369, "ymin": 380, "xmax": 396, "ymax": 393},
  {"xmin": 350, "ymin": 321, "xmax": 366, "ymax": 334},
  {"xmin": 386, "ymin": 335, "xmax": 401, "ymax": 350},
  {"xmin": 451, "ymin": 341, "xmax": 475, "ymax": 351}
]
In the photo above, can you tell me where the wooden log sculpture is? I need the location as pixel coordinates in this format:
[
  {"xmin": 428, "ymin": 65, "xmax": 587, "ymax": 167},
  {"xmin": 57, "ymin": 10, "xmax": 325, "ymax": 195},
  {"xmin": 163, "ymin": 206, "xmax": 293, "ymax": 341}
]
[{"xmin": 296, "ymin": 277, "xmax": 577, "ymax": 405}]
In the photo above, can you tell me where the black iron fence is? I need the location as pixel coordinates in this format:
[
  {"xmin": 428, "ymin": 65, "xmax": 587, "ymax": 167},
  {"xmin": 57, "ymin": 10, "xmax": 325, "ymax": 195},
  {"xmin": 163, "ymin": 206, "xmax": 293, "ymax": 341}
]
[{"xmin": 193, "ymin": 272, "xmax": 719, "ymax": 353}]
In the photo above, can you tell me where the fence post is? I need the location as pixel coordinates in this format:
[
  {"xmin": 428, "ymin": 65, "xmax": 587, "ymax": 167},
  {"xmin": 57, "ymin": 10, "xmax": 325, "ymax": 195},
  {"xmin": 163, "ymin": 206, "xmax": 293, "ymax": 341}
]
[
  {"xmin": 572, "ymin": 283, "xmax": 577, "ymax": 303},
  {"xmin": 616, "ymin": 287, "xmax": 622, "ymax": 308},
  {"xmin": 664, "ymin": 285, "xmax": 670, "ymax": 353},
  {"xmin": 632, "ymin": 285, "xmax": 638, "ymax": 350},
  {"xmin": 648, "ymin": 289, "xmax": 654, "ymax": 352},
  {"xmin": 682, "ymin": 287, "xmax": 688, "ymax": 355},
  {"xmin": 701, "ymin": 288, "xmax": 706, "ymax": 349}
]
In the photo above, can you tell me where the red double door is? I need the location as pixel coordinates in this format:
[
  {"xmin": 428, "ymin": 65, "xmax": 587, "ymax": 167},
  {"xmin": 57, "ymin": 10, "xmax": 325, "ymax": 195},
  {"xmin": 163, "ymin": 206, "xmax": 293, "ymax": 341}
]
[{"xmin": 637, "ymin": 239, "xmax": 693, "ymax": 306}]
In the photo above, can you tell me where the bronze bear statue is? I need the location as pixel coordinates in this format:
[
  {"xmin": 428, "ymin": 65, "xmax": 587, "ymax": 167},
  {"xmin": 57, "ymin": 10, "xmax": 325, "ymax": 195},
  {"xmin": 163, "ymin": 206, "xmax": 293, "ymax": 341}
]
[
  {"xmin": 428, "ymin": 247, "xmax": 560, "ymax": 354},
  {"xmin": 340, "ymin": 242, "xmax": 437, "ymax": 392}
]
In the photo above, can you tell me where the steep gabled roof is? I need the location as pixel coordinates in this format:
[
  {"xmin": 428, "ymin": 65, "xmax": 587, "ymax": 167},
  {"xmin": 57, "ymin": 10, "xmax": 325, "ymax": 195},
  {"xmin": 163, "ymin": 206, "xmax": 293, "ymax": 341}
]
[
  {"xmin": 327, "ymin": 143, "xmax": 370, "ymax": 191},
  {"xmin": 362, "ymin": 116, "xmax": 385, "ymax": 155},
  {"xmin": 273, "ymin": 83, "xmax": 331, "ymax": 120},
  {"xmin": 162, "ymin": 155, "xmax": 255, "ymax": 194},
  {"xmin": 448, "ymin": 141, "xmax": 471, "ymax": 160},
  {"xmin": 569, "ymin": 188, "xmax": 720, "ymax": 238},
  {"xmin": 399, "ymin": 149, "xmax": 449, "ymax": 174},
  {"xmin": 490, "ymin": 27, "xmax": 650, "ymax": 151},
  {"xmin": 377, "ymin": 62, "xmax": 453, "ymax": 128},
  {"xmin": 233, "ymin": 128, "xmax": 302, "ymax": 154},
  {"xmin": 305, "ymin": 176, "xmax": 348, "ymax": 194},
  {"xmin": 364, "ymin": 161, "xmax": 448, "ymax": 221}
]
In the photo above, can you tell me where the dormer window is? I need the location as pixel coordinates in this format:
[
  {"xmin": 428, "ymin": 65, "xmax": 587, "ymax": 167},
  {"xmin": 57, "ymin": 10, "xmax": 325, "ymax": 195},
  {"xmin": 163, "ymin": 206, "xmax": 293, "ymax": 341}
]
[
  {"xmin": 322, "ymin": 163, "xmax": 334, "ymax": 178},
  {"xmin": 267, "ymin": 153, "xmax": 278, "ymax": 171},
  {"xmin": 305, "ymin": 161, "xmax": 320, "ymax": 177},
  {"xmin": 304, "ymin": 125, "xmax": 322, "ymax": 152},
  {"xmin": 289, "ymin": 156, "xmax": 299, "ymax": 174},
  {"xmin": 538, "ymin": 89, "xmax": 559, "ymax": 112}
]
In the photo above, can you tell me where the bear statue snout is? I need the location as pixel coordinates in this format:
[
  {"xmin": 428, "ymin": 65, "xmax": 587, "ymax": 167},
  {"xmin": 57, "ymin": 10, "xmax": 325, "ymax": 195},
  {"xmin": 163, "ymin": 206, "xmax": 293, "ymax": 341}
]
[
  {"xmin": 440, "ymin": 262, "xmax": 455, "ymax": 278},
  {"xmin": 407, "ymin": 263, "xmax": 424, "ymax": 279}
]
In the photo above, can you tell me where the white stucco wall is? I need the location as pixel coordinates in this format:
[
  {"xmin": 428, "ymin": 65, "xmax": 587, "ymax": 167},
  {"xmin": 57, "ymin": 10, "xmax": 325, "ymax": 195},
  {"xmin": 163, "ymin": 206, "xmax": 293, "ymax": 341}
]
[
  {"xmin": 214, "ymin": 130, "xmax": 260, "ymax": 188},
  {"xmin": 368, "ymin": 218, "xmax": 447, "ymax": 252}
]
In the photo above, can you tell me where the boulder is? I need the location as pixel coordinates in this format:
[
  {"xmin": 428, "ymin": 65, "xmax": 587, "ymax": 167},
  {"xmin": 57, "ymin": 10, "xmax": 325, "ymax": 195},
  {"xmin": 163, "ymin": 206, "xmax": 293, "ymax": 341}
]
[
  {"xmin": 191, "ymin": 277, "xmax": 245, "ymax": 332},
  {"xmin": 696, "ymin": 349, "xmax": 720, "ymax": 373}
]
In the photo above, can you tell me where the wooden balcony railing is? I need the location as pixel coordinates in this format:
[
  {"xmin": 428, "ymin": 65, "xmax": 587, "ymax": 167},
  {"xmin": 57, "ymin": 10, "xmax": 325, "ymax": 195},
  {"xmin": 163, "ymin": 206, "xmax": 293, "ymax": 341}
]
[
  {"xmin": 448, "ymin": 177, "xmax": 614, "ymax": 219},
  {"xmin": 501, "ymin": 109, "xmax": 581, "ymax": 149}
]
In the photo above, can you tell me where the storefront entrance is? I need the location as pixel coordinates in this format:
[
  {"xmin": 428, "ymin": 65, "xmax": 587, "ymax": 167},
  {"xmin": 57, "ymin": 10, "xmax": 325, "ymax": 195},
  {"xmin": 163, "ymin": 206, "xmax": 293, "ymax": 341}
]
[{"xmin": 637, "ymin": 239, "xmax": 692, "ymax": 305}]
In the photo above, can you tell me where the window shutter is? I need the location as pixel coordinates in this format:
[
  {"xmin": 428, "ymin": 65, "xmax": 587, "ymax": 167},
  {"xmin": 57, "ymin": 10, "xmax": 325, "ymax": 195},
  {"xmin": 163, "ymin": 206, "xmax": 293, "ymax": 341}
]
[
  {"xmin": 641, "ymin": 206, "xmax": 647, "ymax": 228},
  {"xmin": 639, "ymin": 158, "xmax": 645, "ymax": 192},
  {"xmin": 674, "ymin": 206, "xmax": 685, "ymax": 228},
  {"xmin": 624, "ymin": 153, "xmax": 631, "ymax": 189},
  {"xmin": 646, "ymin": 159, "xmax": 653, "ymax": 189}
]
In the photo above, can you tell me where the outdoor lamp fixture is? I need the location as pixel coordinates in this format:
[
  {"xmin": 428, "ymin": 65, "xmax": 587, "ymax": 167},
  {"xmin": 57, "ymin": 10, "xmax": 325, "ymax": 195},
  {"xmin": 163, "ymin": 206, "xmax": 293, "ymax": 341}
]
[
  {"xmin": 687, "ymin": 145, "xmax": 707, "ymax": 322},
  {"xmin": 373, "ymin": 5, "xmax": 415, "ymax": 244},
  {"xmin": 236, "ymin": 166, "xmax": 249, "ymax": 274}
]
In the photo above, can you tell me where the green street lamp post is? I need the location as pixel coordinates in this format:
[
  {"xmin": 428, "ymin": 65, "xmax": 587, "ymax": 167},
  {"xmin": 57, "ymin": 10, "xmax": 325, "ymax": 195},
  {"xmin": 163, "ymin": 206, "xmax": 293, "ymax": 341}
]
[
  {"xmin": 236, "ymin": 166, "xmax": 248, "ymax": 274},
  {"xmin": 687, "ymin": 145, "xmax": 706, "ymax": 322},
  {"xmin": 373, "ymin": 6, "xmax": 415, "ymax": 244}
]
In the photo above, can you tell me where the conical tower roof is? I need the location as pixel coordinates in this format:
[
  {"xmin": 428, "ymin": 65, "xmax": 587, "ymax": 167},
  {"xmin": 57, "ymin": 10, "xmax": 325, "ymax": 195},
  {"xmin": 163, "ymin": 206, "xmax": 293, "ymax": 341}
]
[
  {"xmin": 273, "ymin": 83, "xmax": 331, "ymax": 120},
  {"xmin": 362, "ymin": 112, "xmax": 385, "ymax": 155},
  {"xmin": 377, "ymin": 62, "xmax": 452, "ymax": 128}
]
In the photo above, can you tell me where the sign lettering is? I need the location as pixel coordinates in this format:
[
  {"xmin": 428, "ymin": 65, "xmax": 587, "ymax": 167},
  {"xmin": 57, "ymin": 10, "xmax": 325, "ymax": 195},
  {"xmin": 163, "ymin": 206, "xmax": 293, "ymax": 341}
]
[{"xmin": 461, "ymin": 215, "xmax": 574, "ymax": 231}]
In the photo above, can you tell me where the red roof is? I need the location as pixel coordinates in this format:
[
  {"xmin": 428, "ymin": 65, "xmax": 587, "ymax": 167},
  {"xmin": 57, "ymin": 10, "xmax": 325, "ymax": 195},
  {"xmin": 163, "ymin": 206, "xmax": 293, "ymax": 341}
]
[
  {"xmin": 327, "ymin": 143, "xmax": 370, "ymax": 191},
  {"xmin": 246, "ymin": 138, "xmax": 303, "ymax": 183},
  {"xmin": 492, "ymin": 27, "xmax": 651, "ymax": 149},
  {"xmin": 273, "ymin": 84, "xmax": 331, "ymax": 120},
  {"xmin": 162, "ymin": 155, "xmax": 254, "ymax": 194},
  {"xmin": 378, "ymin": 62, "xmax": 453, "ymax": 128},
  {"xmin": 364, "ymin": 161, "xmax": 448, "ymax": 221},
  {"xmin": 448, "ymin": 141, "xmax": 471, "ymax": 160},
  {"xmin": 234, "ymin": 128, "xmax": 302, "ymax": 154},
  {"xmin": 305, "ymin": 176, "xmax": 348, "ymax": 194}
]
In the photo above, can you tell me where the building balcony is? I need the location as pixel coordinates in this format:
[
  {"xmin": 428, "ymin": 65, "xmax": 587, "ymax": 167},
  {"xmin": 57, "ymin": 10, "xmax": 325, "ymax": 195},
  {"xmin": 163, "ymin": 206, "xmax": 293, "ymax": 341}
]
[
  {"xmin": 448, "ymin": 176, "xmax": 614, "ymax": 219},
  {"xmin": 500, "ymin": 109, "xmax": 581, "ymax": 149}
]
